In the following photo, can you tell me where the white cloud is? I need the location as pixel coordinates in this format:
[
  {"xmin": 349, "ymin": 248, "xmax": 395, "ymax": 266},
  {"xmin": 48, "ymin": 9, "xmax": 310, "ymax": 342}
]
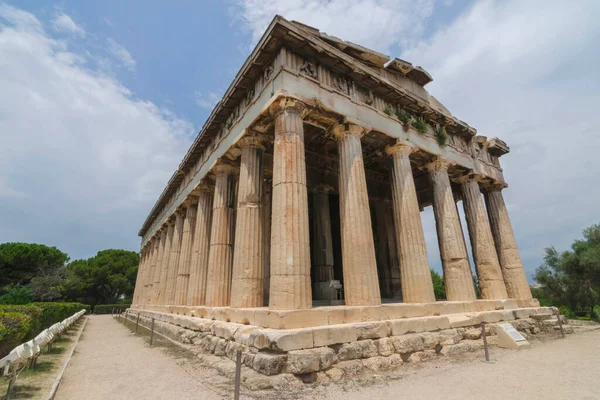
[
  {"xmin": 194, "ymin": 90, "xmax": 223, "ymax": 110},
  {"xmin": 231, "ymin": 0, "xmax": 600, "ymax": 279},
  {"xmin": 0, "ymin": 4, "xmax": 193, "ymax": 258},
  {"xmin": 107, "ymin": 37, "xmax": 136, "ymax": 72},
  {"xmin": 232, "ymin": 0, "xmax": 434, "ymax": 53},
  {"xmin": 52, "ymin": 12, "xmax": 85, "ymax": 36},
  {"xmin": 403, "ymin": 0, "xmax": 600, "ymax": 278}
]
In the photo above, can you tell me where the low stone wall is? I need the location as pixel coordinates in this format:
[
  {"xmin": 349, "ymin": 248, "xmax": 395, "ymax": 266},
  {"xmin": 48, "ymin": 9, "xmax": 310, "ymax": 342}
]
[
  {"xmin": 124, "ymin": 305, "xmax": 568, "ymax": 388},
  {"xmin": 135, "ymin": 299, "xmax": 540, "ymax": 329}
]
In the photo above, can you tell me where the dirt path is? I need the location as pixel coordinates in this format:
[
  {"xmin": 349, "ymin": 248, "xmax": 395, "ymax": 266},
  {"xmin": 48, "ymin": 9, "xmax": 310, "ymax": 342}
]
[
  {"xmin": 54, "ymin": 315, "xmax": 222, "ymax": 400},
  {"xmin": 317, "ymin": 329, "xmax": 600, "ymax": 400},
  {"xmin": 56, "ymin": 315, "xmax": 600, "ymax": 400}
]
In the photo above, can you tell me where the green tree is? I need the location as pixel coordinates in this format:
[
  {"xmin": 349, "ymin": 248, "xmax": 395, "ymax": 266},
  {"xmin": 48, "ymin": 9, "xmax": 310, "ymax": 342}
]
[
  {"xmin": 535, "ymin": 224, "xmax": 600, "ymax": 316},
  {"xmin": 431, "ymin": 269, "xmax": 446, "ymax": 300},
  {"xmin": 62, "ymin": 249, "xmax": 139, "ymax": 305},
  {"xmin": 0, "ymin": 242, "xmax": 69, "ymax": 289},
  {"xmin": 0, "ymin": 284, "xmax": 34, "ymax": 304}
]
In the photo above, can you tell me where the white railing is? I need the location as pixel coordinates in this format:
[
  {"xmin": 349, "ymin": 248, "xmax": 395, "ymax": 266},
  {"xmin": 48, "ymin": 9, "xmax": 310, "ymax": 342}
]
[{"xmin": 0, "ymin": 309, "xmax": 87, "ymax": 399}]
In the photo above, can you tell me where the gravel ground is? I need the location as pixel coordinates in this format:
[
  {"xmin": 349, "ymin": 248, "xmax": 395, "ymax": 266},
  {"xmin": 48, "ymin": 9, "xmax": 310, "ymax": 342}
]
[
  {"xmin": 55, "ymin": 315, "xmax": 600, "ymax": 400},
  {"xmin": 55, "ymin": 315, "xmax": 222, "ymax": 400}
]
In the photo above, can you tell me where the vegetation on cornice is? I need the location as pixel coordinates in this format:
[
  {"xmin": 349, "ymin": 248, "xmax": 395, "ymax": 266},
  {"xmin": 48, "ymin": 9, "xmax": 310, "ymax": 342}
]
[
  {"xmin": 384, "ymin": 105, "xmax": 393, "ymax": 116},
  {"xmin": 411, "ymin": 116, "xmax": 429, "ymax": 134},
  {"xmin": 434, "ymin": 124, "xmax": 448, "ymax": 147},
  {"xmin": 395, "ymin": 108, "xmax": 411, "ymax": 124}
]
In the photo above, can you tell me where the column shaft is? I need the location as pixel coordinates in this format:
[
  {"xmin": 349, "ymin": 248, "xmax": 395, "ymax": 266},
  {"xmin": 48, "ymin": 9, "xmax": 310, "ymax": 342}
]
[
  {"xmin": 157, "ymin": 222, "xmax": 174, "ymax": 305},
  {"xmin": 461, "ymin": 178, "xmax": 508, "ymax": 299},
  {"xmin": 428, "ymin": 161, "xmax": 477, "ymax": 301},
  {"xmin": 389, "ymin": 145, "xmax": 435, "ymax": 303},
  {"xmin": 312, "ymin": 190, "xmax": 334, "ymax": 282},
  {"xmin": 484, "ymin": 189, "xmax": 533, "ymax": 300},
  {"xmin": 151, "ymin": 229, "xmax": 167, "ymax": 305},
  {"xmin": 165, "ymin": 213, "xmax": 185, "ymax": 305},
  {"xmin": 187, "ymin": 190, "xmax": 213, "ymax": 305},
  {"xmin": 373, "ymin": 198, "xmax": 393, "ymax": 298},
  {"xmin": 205, "ymin": 166, "xmax": 236, "ymax": 307},
  {"xmin": 132, "ymin": 249, "xmax": 146, "ymax": 306},
  {"xmin": 262, "ymin": 182, "xmax": 272, "ymax": 306},
  {"xmin": 335, "ymin": 125, "xmax": 381, "ymax": 306},
  {"xmin": 175, "ymin": 204, "xmax": 197, "ymax": 305},
  {"xmin": 268, "ymin": 99, "xmax": 312, "ymax": 310},
  {"xmin": 231, "ymin": 141, "xmax": 265, "ymax": 308},
  {"xmin": 385, "ymin": 199, "xmax": 402, "ymax": 298},
  {"xmin": 146, "ymin": 239, "xmax": 160, "ymax": 305}
]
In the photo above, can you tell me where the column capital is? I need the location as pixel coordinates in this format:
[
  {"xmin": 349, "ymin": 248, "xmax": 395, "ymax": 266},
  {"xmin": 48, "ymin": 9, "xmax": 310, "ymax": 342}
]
[
  {"xmin": 385, "ymin": 142, "xmax": 416, "ymax": 157},
  {"xmin": 424, "ymin": 158, "xmax": 454, "ymax": 172},
  {"xmin": 311, "ymin": 183, "xmax": 335, "ymax": 194},
  {"xmin": 212, "ymin": 160, "xmax": 239, "ymax": 175},
  {"xmin": 183, "ymin": 196, "xmax": 199, "ymax": 207},
  {"xmin": 455, "ymin": 173, "xmax": 484, "ymax": 184},
  {"xmin": 268, "ymin": 96, "xmax": 308, "ymax": 120},
  {"xmin": 481, "ymin": 181, "xmax": 508, "ymax": 193},
  {"xmin": 193, "ymin": 181, "xmax": 215, "ymax": 194},
  {"xmin": 236, "ymin": 134, "xmax": 268, "ymax": 150},
  {"xmin": 330, "ymin": 120, "xmax": 369, "ymax": 140}
]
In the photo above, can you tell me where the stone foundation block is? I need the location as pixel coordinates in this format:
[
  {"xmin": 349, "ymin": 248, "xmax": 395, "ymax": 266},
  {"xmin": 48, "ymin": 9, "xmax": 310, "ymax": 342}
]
[
  {"xmin": 251, "ymin": 352, "xmax": 287, "ymax": 375},
  {"xmin": 407, "ymin": 350, "xmax": 437, "ymax": 363},
  {"xmin": 374, "ymin": 337, "xmax": 395, "ymax": 356},
  {"xmin": 285, "ymin": 347, "xmax": 337, "ymax": 374},
  {"xmin": 335, "ymin": 360, "xmax": 363, "ymax": 375},
  {"xmin": 391, "ymin": 334, "xmax": 424, "ymax": 353},
  {"xmin": 211, "ymin": 321, "xmax": 243, "ymax": 340},
  {"xmin": 363, "ymin": 354, "xmax": 403, "ymax": 370},
  {"xmin": 381, "ymin": 304, "xmax": 427, "ymax": 320},
  {"xmin": 268, "ymin": 309, "xmax": 329, "ymax": 329},
  {"xmin": 326, "ymin": 307, "xmax": 363, "ymax": 325},
  {"xmin": 250, "ymin": 328, "xmax": 314, "ymax": 351},
  {"xmin": 355, "ymin": 322, "xmax": 391, "ymax": 339},
  {"xmin": 389, "ymin": 316, "xmax": 450, "ymax": 335},
  {"xmin": 312, "ymin": 325, "xmax": 357, "ymax": 347},
  {"xmin": 338, "ymin": 339, "xmax": 378, "ymax": 360},
  {"xmin": 324, "ymin": 367, "xmax": 344, "ymax": 381},
  {"xmin": 233, "ymin": 325, "xmax": 261, "ymax": 346}
]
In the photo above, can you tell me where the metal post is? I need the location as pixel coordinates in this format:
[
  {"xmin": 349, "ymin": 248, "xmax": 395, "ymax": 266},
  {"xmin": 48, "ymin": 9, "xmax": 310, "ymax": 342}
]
[
  {"xmin": 234, "ymin": 349, "xmax": 242, "ymax": 400},
  {"xmin": 556, "ymin": 310, "xmax": 566, "ymax": 338},
  {"xmin": 150, "ymin": 318, "xmax": 155, "ymax": 346},
  {"xmin": 112, "ymin": 308, "xmax": 115, "ymax": 317},
  {"xmin": 481, "ymin": 322, "xmax": 490, "ymax": 362},
  {"xmin": 135, "ymin": 312, "xmax": 140, "ymax": 334}
]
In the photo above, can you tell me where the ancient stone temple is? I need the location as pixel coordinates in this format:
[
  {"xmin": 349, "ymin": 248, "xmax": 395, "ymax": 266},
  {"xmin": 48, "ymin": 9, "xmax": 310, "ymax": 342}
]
[{"xmin": 129, "ymin": 16, "xmax": 546, "ymax": 380}]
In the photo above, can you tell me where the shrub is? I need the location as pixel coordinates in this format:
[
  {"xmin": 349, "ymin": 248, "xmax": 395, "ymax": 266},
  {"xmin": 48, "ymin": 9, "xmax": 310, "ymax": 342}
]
[
  {"xmin": 383, "ymin": 105, "xmax": 393, "ymax": 116},
  {"xmin": 0, "ymin": 311, "xmax": 33, "ymax": 358},
  {"xmin": 434, "ymin": 124, "xmax": 448, "ymax": 147},
  {"xmin": 0, "ymin": 304, "xmax": 42, "ymax": 340},
  {"xmin": 592, "ymin": 305, "xmax": 600, "ymax": 321},
  {"xmin": 411, "ymin": 116, "xmax": 429, "ymax": 134},
  {"xmin": 30, "ymin": 302, "xmax": 90, "ymax": 328},
  {"xmin": 558, "ymin": 305, "xmax": 575, "ymax": 319},
  {"xmin": 395, "ymin": 109, "xmax": 411, "ymax": 125},
  {"xmin": 93, "ymin": 304, "xmax": 131, "ymax": 314}
]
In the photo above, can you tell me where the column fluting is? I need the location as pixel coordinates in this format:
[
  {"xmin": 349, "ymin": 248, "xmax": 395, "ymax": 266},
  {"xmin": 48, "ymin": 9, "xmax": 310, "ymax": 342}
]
[
  {"xmin": 268, "ymin": 97, "xmax": 312, "ymax": 310},
  {"xmin": 205, "ymin": 164, "xmax": 237, "ymax": 307},
  {"xmin": 231, "ymin": 137, "xmax": 266, "ymax": 308},
  {"xmin": 187, "ymin": 187, "xmax": 213, "ymax": 306},
  {"xmin": 262, "ymin": 181, "xmax": 272, "ymax": 306},
  {"xmin": 157, "ymin": 220, "xmax": 175, "ymax": 305},
  {"xmin": 484, "ymin": 187, "xmax": 533, "ymax": 300},
  {"xmin": 312, "ymin": 185, "xmax": 335, "ymax": 282},
  {"xmin": 460, "ymin": 176, "xmax": 508, "ymax": 299},
  {"xmin": 165, "ymin": 212, "xmax": 185, "ymax": 305},
  {"xmin": 175, "ymin": 202, "xmax": 197, "ymax": 305},
  {"xmin": 333, "ymin": 123, "xmax": 381, "ymax": 306},
  {"xmin": 151, "ymin": 228, "xmax": 168, "ymax": 305},
  {"xmin": 388, "ymin": 144, "xmax": 435, "ymax": 303},
  {"xmin": 427, "ymin": 160, "xmax": 477, "ymax": 301}
]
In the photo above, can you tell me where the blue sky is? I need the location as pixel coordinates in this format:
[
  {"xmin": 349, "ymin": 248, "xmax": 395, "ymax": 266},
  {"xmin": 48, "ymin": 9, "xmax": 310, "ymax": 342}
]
[{"xmin": 1, "ymin": 1, "xmax": 599, "ymax": 282}]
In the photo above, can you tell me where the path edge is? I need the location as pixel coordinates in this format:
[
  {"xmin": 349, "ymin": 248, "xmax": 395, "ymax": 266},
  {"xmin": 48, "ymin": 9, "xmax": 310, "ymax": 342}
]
[{"xmin": 46, "ymin": 315, "xmax": 89, "ymax": 400}]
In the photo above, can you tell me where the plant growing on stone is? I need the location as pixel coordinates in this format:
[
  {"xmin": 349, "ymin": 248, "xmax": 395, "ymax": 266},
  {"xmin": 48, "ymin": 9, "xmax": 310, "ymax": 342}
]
[
  {"xmin": 434, "ymin": 124, "xmax": 448, "ymax": 147},
  {"xmin": 384, "ymin": 105, "xmax": 393, "ymax": 116},
  {"xmin": 395, "ymin": 108, "xmax": 410, "ymax": 124},
  {"xmin": 411, "ymin": 116, "xmax": 429, "ymax": 134}
]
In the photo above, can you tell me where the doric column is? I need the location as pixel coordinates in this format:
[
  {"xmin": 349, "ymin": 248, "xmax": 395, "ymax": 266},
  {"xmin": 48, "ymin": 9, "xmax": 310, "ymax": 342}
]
[
  {"xmin": 426, "ymin": 160, "xmax": 477, "ymax": 301},
  {"xmin": 373, "ymin": 198, "xmax": 393, "ymax": 298},
  {"xmin": 387, "ymin": 143, "xmax": 435, "ymax": 303},
  {"xmin": 165, "ymin": 211, "xmax": 185, "ymax": 305},
  {"xmin": 262, "ymin": 181, "xmax": 272, "ymax": 306},
  {"xmin": 133, "ymin": 247, "xmax": 147, "ymax": 306},
  {"xmin": 231, "ymin": 136, "xmax": 266, "ymax": 308},
  {"xmin": 187, "ymin": 186, "xmax": 213, "ymax": 306},
  {"xmin": 484, "ymin": 186, "xmax": 533, "ymax": 300},
  {"xmin": 175, "ymin": 201, "xmax": 197, "ymax": 305},
  {"xmin": 268, "ymin": 97, "xmax": 312, "ymax": 310},
  {"xmin": 312, "ymin": 184, "xmax": 335, "ymax": 279},
  {"xmin": 459, "ymin": 175, "xmax": 508, "ymax": 299},
  {"xmin": 151, "ymin": 228, "xmax": 168, "ymax": 305},
  {"xmin": 140, "ymin": 243, "xmax": 152, "ymax": 305},
  {"xmin": 333, "ymin": 122, "xmax": 381, "ymax": 306},
  {"xmin": 157, "ymin": 220, "xmax": 174, "ymax": 305},
  {"xmin": 385, "ymin": 198, "xmax": 402, "ymax": 298},
  {"xmin": 145, "ymin": 238, "xmax": 160, "ymax": 305},
  {"xmin": 205, "ymin": 163, "xmax": 237, "ymax": 307}
]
